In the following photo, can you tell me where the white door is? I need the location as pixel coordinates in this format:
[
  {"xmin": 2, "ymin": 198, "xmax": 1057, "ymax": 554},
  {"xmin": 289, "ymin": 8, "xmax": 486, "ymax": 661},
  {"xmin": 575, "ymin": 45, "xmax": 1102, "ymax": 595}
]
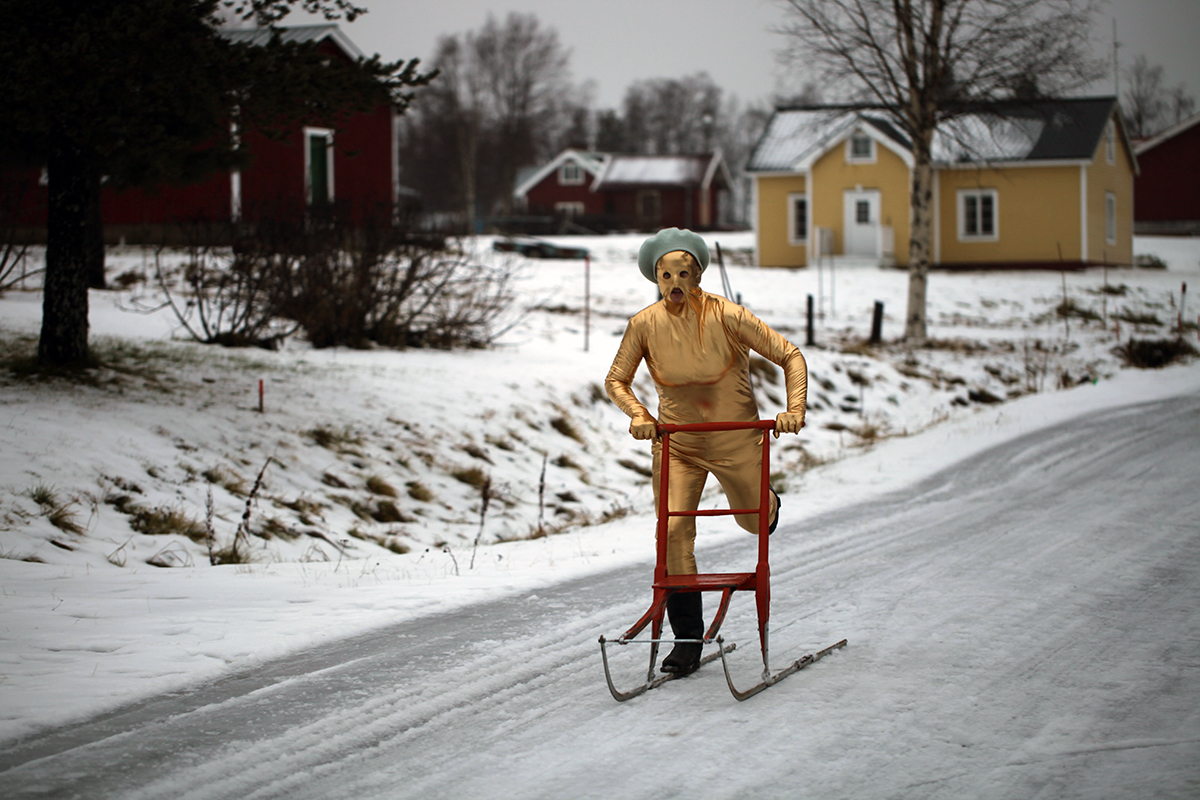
[{"xmin": 843, "ymin": 189, "xmax": 880, "ymax": 256}]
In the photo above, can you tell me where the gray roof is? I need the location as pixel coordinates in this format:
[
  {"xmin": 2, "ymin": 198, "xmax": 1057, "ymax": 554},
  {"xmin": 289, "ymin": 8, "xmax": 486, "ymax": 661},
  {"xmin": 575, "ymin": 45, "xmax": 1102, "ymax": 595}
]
[
  {"xmin": 746, "ymin": 108, "xmax": 910, "ymax": 172},
  {"xmin": 748, "ymin": 97, "xmax": 1120, "ymax": 171},
  {"xmin": 592, "ymin": 154, "xmax": 726, "ymax": 189},
  {"xmin": 219, "ymin": 24, "xmax": 364, "ymax": 60}
]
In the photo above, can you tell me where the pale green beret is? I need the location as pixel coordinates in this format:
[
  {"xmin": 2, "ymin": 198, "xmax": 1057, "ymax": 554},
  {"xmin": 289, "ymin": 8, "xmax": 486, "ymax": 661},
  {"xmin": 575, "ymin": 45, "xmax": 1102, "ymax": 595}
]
[{"xmin": 637, "ymin": 227, "xmax": 710, "ymax": 282}]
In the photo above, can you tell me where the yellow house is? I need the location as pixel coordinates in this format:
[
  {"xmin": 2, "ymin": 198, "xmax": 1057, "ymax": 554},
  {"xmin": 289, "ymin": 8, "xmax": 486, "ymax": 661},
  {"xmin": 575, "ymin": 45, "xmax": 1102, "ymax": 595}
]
[{"xmin": 748, "ymin": 97, "xmax": 1137, "ymax": 269}]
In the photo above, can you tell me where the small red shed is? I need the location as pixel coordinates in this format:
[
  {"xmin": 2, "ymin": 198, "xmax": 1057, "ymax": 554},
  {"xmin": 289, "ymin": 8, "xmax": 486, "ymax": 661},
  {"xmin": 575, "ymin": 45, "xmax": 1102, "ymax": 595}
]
[
  {"xmin": 515, "ymin": 150, "xmax": 731, "ymax": 232},
  {"xmin": 6, "ymin": 25, "xmax": 402, "ymax": 242},
  {"xmin": 1134, "ymin": 111, "xmax": 1200, "ymax": 235}
]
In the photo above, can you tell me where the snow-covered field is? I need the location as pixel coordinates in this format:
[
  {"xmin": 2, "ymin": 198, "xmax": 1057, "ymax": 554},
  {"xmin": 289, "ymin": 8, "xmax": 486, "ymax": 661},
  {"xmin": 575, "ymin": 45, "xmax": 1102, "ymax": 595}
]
[{"xmin": 1, "ymin": 232, "xmax": 1198, "ymax": 751}]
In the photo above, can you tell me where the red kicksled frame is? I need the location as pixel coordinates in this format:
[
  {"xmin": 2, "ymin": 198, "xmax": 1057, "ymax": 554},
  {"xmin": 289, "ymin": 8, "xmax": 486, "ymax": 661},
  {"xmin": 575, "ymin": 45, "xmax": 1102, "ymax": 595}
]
[{"xmin": 599, "ymin": 419, "xmax": 846, "ymax": 701}]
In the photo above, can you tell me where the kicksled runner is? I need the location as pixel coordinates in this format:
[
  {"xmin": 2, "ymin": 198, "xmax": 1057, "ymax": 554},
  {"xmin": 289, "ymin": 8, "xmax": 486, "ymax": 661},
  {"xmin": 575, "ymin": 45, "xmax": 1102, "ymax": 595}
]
[{"xmin": 599, "ymin": 420, "xmax": 846, "ymax": 701}]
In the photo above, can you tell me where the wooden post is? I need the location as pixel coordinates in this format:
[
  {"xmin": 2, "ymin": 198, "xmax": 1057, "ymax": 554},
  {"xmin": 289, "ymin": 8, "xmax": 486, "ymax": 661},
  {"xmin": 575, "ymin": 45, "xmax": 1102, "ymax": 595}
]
[
  {"xmin": 806, "ymin": 294, "xmax": 815, "ymax": 346},
  {"xmin": 870, "ymin": 301, "xmax": 884, "ymax": 344},
  {"xmin": 1180, "ymin": 282, "xmax": 1187, "ymax": 336},
  {"xmin": 584, "ymin": 255, "xmax": 591, "ymax": 352}
]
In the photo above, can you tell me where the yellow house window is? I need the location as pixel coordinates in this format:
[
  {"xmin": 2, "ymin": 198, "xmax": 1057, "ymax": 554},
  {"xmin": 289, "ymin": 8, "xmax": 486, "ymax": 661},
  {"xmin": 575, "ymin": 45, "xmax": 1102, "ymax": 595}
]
[
  {"xmin": 559, "ymin": 161, "xmax": 583, "ymax": 185},
  {"xmin": 847, "ymin": 131, "xmax": 875, "ymax": 163},
  {"xmin": 1105, "ymin": 192, "xmax": 1117, "ymax": 244},
  {"xmin": 1105, "ymin": 120, "xmax": 1116, "ymax": 164},
  {"xmin": 958, "ymin": 189, "xmax": 998, "ymax": 241},
  {"xmin": 788, "ymin": 193, "xmax": 808, "ymax": 244}
]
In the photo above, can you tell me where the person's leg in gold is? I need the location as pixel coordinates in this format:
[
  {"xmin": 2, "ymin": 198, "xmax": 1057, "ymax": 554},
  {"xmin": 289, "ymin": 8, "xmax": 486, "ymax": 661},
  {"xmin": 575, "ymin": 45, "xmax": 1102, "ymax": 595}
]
[
  {"xmin": 651, "ymin": 443, "xmax": 708, "ymax": 673},
  {"xmin": 710, "ymin": 432, "xmax": 780, "ymax": 536}
]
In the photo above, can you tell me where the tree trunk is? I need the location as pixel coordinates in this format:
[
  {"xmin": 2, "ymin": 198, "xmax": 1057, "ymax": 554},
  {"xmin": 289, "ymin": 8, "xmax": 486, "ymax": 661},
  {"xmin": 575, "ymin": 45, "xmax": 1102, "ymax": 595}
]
[
  {"xmin": 86, "ymin": 173, "xmax": 106, "ymax": 289},
  {"xmin": 38, "ymin": 145, "xmax": 95, "ymax": 366},
  {"xmin": 905, "ymin": 136, "xmax": 934, "ymax": 344},
  {"xmin": 458, "ymin": 121, "xmax": 478, "ymax": 234}
]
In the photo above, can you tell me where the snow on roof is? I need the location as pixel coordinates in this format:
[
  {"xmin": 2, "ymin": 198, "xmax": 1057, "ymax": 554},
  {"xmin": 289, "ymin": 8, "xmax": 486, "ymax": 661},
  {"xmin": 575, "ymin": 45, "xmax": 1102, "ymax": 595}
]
[
  {"xmin": 513, "ymin": 149, "xmax": 610, "ymax": 198},
  {"xmin": 747, "ymin": 109, "xmax": 858, "ymax": 172},
  {"xmin": 220, "ymin": 24, "xmax": 365, "ymax": 60},
  {"xmin": 931, "ymin": 113, "xmax": 1046, "ymax": 163},
  {"xmin": 592, "ymin": 155, "xmax": 712, "ymax": 188},
  {"xmin": 750, "ymin": 98, "xmax": 1120, "ymax": 171},
  {"xmin": 1134, "ymin": 110, "xmax": 1200, "ymax": 155}
]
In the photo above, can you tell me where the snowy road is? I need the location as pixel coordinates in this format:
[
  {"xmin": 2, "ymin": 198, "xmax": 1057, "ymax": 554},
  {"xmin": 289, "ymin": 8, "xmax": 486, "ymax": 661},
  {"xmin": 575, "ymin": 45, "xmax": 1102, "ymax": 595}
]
[{"xmin": 1, "ymin": 393, "xmax": 1198, "ymax": 799}]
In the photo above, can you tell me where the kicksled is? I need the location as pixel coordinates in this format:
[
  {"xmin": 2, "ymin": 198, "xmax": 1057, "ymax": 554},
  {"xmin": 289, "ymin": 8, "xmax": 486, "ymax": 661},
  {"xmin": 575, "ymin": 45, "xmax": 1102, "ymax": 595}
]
[{"xmin": 599, "ymin": 419, "xmax": 846, "ymax": 701}]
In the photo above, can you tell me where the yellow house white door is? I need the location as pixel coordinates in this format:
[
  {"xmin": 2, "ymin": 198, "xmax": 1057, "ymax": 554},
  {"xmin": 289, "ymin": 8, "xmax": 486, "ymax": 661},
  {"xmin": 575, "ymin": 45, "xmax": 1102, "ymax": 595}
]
[{"xmin": 843, "ymin": 189, "xmax": 880, "ymax": 256}]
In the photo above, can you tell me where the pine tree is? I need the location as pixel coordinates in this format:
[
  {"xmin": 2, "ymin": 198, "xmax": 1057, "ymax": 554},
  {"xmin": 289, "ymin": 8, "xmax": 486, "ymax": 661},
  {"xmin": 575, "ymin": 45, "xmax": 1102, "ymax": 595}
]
[{"xmin": 0, "ymin": 0, "xmax": 433, "ymax": 366}]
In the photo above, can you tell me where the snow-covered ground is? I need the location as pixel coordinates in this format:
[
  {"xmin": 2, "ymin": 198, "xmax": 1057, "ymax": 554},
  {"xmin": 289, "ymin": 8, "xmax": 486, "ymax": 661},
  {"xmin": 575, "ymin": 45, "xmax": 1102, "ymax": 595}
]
[{"xmin": 1, "ymin": 232, "xmax": 1198, "ymax": 751}]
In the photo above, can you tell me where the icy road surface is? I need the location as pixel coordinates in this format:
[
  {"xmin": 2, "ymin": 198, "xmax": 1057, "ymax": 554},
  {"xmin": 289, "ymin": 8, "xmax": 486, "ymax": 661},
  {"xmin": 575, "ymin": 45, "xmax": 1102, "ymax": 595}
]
[{"xmin": 1, "ymin": 393, "xmax": 1197, "ymax": 800}]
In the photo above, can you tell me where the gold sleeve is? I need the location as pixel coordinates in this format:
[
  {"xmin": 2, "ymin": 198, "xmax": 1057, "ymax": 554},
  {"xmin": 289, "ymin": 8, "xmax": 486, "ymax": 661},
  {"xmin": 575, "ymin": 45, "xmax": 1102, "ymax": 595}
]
[
  {"xmin": 605, "ymin": 316, "xmax": 655, "ymax": 423},
  {"xmin": 732, "ymin": 306, "xmax": 808, "ymax": 415}
]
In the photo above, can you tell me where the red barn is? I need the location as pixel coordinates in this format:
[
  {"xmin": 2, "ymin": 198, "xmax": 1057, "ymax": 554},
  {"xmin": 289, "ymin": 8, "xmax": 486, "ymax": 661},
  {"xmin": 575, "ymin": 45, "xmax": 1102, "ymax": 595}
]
[
  {"xmin": 6, "ymin": 25, "xmax": 403, "ymax": 243},
  {"xmin": 1134, "ymin": 112, "xmax": 1200, "ymax": 235},
  {"xmin": 514, "ymin": 149, "xmax": 731, "ymax": 232}
]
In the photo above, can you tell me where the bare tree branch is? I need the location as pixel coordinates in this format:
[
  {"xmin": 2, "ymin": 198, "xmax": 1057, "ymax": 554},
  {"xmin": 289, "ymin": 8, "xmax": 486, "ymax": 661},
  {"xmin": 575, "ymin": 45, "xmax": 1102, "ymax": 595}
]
[{"xmin": 774, "ymin": 0, "xmax": 1104, "ymax": 342}]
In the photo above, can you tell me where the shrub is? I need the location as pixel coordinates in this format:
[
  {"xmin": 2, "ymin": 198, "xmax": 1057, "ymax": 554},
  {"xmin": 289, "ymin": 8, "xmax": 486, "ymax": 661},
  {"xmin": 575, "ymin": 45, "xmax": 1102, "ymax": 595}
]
[
  {"xmin": 1114, "ymin": 338, "xmax": 1197, "ymax": 369},
  {"xmin": 153, "ymin": 206, "xmax": 513, "ymax": 351},
  {"xmin": 203, "ymin": 466, "xmax": 247, "ymax": 496},
  {"xmin": 1056, "ymin": 298, "xmax": 1101, "ymax": 322},
  {"xmin": 151, "ymin": 219, "xmax": 298, "ymax": 350},
  {"xmin": 126, "ymin": 504, "xmax": 207, "ymax": 542},
  {"xmin": 370, "ymin": 500, "xmax": 415, "ymax": 523},
  {"xmin": 451, "ymin": 467, "xmax": 489, "ymax": 488},
  {"xmin": 550, "ymin": 415, "xmax": 584, "ymax": 444},
  {"xmin": 617, "ymin": 458, "xmax": 653, "ymax": 478},
  {"xmin": 406, "ymin": 481, "xmax": 435, "ymax": 502},
  {"xmin": 28, "ymin": 485, "xmax": 85, "ymax": 535},
  {"xmin": 307, "ymin": 426, "xmax": 362, "ymax": 453},
  {"xmin": 366, "ymin": 475, "xmax": 398, "ymax": 497},
  {"xmin": 1115, "ymin": 309, "xmax": 1162, "ymax": 326}
]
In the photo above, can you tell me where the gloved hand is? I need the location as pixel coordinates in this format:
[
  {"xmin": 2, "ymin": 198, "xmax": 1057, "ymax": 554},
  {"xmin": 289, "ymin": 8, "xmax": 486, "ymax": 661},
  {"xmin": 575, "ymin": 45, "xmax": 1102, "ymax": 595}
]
[
  {"xmin": 630, "ymin": 415, "xmax": 658, "ymax": 440},
  {"xmin": 774, "ymin": 411, "xmax": 806, "ymax": 438}
]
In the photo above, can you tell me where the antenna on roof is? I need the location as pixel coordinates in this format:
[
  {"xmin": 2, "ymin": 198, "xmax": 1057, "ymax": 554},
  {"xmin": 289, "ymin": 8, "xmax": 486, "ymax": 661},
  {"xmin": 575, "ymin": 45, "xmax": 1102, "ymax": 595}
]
[{"xmin": 1112, "ymin": 18, "xmax": 1121, "ymax": 98}]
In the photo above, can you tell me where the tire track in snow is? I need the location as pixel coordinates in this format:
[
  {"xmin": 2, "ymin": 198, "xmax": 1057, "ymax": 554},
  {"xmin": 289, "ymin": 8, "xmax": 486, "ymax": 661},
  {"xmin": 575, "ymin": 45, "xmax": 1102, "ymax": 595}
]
[{"xmin": 2, "ymin": 393, "xmax": 1197, "ymax": 799}]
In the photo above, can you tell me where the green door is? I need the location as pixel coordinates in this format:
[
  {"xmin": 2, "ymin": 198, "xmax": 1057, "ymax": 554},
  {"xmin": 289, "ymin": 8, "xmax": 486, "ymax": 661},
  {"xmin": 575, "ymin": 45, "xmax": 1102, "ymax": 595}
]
[{"xmin": 308, "ymin": 133, "xmax": 330, "ymax": 206}]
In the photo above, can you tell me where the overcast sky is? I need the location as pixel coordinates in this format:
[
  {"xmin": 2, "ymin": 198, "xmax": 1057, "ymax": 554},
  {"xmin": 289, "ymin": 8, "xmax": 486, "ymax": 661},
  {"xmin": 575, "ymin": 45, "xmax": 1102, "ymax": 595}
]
[{"xmin": 314, "ymin": 0, "xmax": 1199, "ymax": 111}]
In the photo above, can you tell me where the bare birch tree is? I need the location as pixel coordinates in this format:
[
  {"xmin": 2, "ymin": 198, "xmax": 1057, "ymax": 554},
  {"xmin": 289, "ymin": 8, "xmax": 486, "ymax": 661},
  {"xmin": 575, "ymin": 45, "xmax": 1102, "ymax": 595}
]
[
  {"xmin": 472, "ymin": 13, "xmax": 573, "ymax": 216},
  {"xmin": 398, "ymin": 13, "xmax": 574, "ymax": 226},
  {"xmin": 776, "ymin": 0, "xmax": 1103, "ymax": 343},
  {"xmin": 1122, "ymin": 55, "xmax": 1196, "ymax": 139}
]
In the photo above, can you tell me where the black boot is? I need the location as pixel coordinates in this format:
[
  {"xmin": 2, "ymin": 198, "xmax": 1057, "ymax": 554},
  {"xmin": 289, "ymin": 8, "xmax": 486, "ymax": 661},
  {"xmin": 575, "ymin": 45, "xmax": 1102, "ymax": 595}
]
[
  {"xmin": 769, "ymin": 487, "xmax": 781, "ymax": 534},
  {"xmin": 661, "ymin": 592, "xmax": 704, "ymax": 674}
]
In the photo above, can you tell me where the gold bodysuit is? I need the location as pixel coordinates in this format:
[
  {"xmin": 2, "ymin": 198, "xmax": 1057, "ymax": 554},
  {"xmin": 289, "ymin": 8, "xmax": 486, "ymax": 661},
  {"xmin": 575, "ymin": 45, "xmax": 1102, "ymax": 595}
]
[{"xmin": 606, "ymin": 289, "xmax": 808, "ymax": 574}]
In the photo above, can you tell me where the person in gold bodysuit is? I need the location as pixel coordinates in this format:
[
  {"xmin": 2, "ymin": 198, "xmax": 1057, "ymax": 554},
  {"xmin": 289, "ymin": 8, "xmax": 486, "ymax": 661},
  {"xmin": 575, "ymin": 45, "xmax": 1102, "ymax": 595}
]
[{"xmin": 605, "ymin": 227, "xmax": 808, "ymax": 674}]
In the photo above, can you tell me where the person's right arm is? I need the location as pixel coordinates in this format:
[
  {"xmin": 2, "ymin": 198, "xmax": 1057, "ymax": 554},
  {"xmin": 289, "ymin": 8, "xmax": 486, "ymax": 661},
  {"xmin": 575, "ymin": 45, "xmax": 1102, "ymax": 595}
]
[{"xmin": 605, "ymin": 317, "xmax": 657, "ymax": 440}]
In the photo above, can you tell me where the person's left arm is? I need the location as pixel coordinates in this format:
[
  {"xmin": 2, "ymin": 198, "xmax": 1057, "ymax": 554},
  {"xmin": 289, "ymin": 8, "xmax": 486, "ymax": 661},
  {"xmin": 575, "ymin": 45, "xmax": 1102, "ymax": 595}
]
[{"xmin": 731, "ymin": 305, "xmax": 807, "ymax": 435}]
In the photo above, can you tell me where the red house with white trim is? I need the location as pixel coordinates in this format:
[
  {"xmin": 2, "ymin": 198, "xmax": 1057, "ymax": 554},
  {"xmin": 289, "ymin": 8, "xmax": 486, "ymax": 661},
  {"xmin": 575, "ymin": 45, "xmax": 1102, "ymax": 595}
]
[
  {"xmin": 1134, "ymin": 111, "xmax": 1200, "ymax": 235},
  {"xmin": 6, "ymin": 25, "xmax": 403, "ymax": 242},
  {"xmin": 514, "ymin": 149, "xmax": 732, "ymax": 232}
]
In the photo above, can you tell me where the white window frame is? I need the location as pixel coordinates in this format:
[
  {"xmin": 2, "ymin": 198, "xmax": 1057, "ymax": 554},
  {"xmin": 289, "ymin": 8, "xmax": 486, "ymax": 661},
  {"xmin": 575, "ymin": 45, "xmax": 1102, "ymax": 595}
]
[
  {"xmin": 1105, "ymin": 120, "xmax": 1116, "ymax": 164},
  {"xmin": 1105, "ymin": 192, "xmax": 1117, "ymax": 244},
  {"xmin": 555, "ymin": 201, "xmax": 585, "ymax": 218},
  {"xmin": 957, "ymin": 188, "xmax": 999, "ymax": 241},
  {"xmin": 846, "ymin": 131, "xmax": 876, "ymax": 164},
  {"xmin": 559, "ymin": 161, "xmax": 583, "ymax": 186},
  {"xmin": 787, "ymin": 193, "xmax": 808, "ymax": 245},
  {"xmin": 303, "ymin": 127, "xmax": 335, "ymax": 206}
]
